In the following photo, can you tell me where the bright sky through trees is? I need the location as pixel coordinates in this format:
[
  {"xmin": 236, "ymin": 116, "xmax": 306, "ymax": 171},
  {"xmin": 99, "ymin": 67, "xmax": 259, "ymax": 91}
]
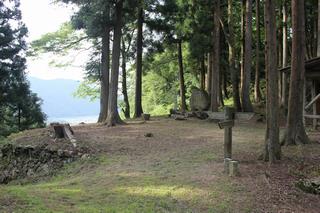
[{"xmin": 20, "ymin": 0, "xmax": 84, "ymax": 80}]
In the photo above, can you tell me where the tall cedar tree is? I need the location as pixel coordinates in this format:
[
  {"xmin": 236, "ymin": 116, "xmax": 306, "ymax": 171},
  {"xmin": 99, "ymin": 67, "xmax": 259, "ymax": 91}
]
[
  {"xmin": 281, "ymin": 0, "xmax": 289, "ymax": 110},
  {"xmin": 0, "ymin": 0, "xmax": 45, "ymax": 136},
  {"xmin": 241, "ymin": 0, "xmax": 254, "ymax": 112},
  {"xmin": 284, "ymin": 0, "xmax": 310, "ymax": 145},
  {"xmin": 254, "ymin": 0, "xmax": 262, "ymax": 103},
  {"xmin": 227, "ymin": 0, "xmax": 241, "ymax": 111},
  {"xmin": 210, "ymin": 0, "xmax": 220, "ymax": 112},
  {"xmin": 134, "ymin": 2, "xmax": 144, "ymax": 118},
  {"xmin": 106, "ymin": 0, "xmax": 124, "ymax": 126},
  {"xmin": 264, "ymin": 0, "xmax": 281, "ymax": 162}
]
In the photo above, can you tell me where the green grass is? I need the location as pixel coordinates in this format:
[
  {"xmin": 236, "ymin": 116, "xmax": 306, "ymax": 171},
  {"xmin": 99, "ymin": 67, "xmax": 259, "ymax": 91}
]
[{"xmin": 0, "ymin": 151, "xmax": 247, "ymax": 213}]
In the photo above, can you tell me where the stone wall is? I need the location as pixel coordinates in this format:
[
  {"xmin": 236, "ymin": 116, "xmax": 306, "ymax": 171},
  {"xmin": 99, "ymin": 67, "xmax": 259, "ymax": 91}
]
[{"xmin": 0, "ymin": 143, "xmax": 87, "ymax": 184}]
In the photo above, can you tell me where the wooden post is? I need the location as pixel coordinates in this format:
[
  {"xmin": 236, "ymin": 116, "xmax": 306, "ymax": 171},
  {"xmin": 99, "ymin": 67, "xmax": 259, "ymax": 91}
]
[{"xmin": 224, "ymin": 107, "xmax": 234, "ymax": 159}]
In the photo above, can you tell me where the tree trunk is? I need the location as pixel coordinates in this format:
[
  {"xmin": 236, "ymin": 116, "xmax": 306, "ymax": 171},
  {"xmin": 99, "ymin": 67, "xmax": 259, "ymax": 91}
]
[
  {"xmin": 18, "ymin": 105, "xmax": 21, "ymax": 131},
  {"xmin": 241, "ymin": 0, "xmax": 254, "ymax": 112},
  {"xmin": 284, "ymin": 0, "xmax": 310, "ymax": 145},
  {"xmin": 318, "ymin": 0, "xmax": 320, "ymax": 56},
  {"xmin": 240, "ymin": 0, "xmax": 245, "ymax": 93},
  {"xmin": 278, "ymin": 6, "xmax": 283, "ymax": 108},
  {"xmin": 106, "ymin": 0, "xmax": 124, "ymax": 126},
  {"xmin": 98, "ymin": 26, "xmax": 110, "ymax": 123},
  {"xmin": 178, "ymin": 40, "xmax": 187, "ymax": 112},
  {"xmin": 121, "ymin": 39, "xmax": 130, "ymax": 119},
  {"xmin": 264, "ymin": 0, "xmax": 281, "ymax": 162},
  {"xmin": 254, "ymin": 0, "xmax": 262, "ymax": 103},
  {"xmin": 206, "ymin": 53, "xmax": 212, "ymax": 95},
  {"xmin": 223, "ymin": 70, "xmax": 229, "ymax": 99},
  {"xmin": 200, "ymin": 57, "xmax": 206, "ymax": 90},
  {"xmin": 281, "ymin": 1, "xmax": 289, "ymax": 110},
  {"xmin": 211, "ymin": 0, "xmax": 220, "ymax": 112},
  {"xmin": 228, "ymin": 0, "xmax": 241, "ymax": 111},
  {"xmin": 134, "ymin": 4, "xmax": 144, "ymax": 118}
]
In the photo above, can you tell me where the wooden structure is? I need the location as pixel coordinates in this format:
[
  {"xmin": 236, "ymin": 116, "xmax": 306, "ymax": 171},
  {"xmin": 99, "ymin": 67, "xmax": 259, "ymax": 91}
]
[
  {"xmin": 218, "ymin": 107, "xmax": 234, "ymax": 159},
  {"xmin": 280, "ymin": 57, "xmax": 320, "ymax": 129}
]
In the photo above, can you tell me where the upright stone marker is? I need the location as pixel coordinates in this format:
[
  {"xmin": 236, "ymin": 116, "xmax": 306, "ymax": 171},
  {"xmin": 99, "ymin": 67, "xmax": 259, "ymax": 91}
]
[{"xmin": 218, "ymin": 107, "xmax": 234, "ymax": 159}]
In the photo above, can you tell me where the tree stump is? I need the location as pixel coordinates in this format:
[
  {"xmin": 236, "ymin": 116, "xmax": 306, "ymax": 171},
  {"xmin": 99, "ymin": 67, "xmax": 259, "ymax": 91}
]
[{"xmin": 49, "ymin": 123, "xmax": 76, "ymax": 146}]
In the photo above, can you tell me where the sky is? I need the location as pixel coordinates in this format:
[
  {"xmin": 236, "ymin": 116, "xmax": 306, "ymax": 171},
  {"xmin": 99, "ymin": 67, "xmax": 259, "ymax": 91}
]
[{"xmin": 20, "ymin": 0, "xmax": 85, "ymax": 80}]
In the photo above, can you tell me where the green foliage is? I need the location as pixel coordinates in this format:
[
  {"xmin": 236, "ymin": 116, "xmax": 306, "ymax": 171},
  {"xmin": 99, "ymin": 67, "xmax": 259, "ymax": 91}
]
[
  {"xmin": 73, "ymin": 79, "xmax": 100, "ymax": 101},
  {"xmin": 0, "ymin": 0, "xmax": 46, "ymax": 137},
  {"xmin": 135, "ymin": 43, "xmax": 199, "ymax": 115}
]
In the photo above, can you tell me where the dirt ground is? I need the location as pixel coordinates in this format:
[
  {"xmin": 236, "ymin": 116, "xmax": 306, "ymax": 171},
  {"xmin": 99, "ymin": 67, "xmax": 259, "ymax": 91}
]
[{"xmin": 0, "ymin": 117, "xmax": 320, "ymax": 212}]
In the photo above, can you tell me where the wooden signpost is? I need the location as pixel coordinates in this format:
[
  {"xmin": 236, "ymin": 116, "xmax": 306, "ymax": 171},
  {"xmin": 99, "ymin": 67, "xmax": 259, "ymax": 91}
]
[
  {"xmin": 218, "ymin": 107, "xmax": 239, "ymax": 176},
  {"xmin": 218, "ymin": 107, "xmax": 234, "ymax": 159}
]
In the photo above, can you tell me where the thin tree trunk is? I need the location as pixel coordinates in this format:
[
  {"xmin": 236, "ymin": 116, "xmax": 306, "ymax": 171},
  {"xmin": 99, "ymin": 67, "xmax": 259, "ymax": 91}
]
[
  {"xmin": 134, "ymin": 4, "xmax": 144, "ymax": 118},
  {"xmin": 264, "ymin": 0, "xmax": 281, "ymax": 162},
  {"xmin": 228, "ymin": 0, "xmax": 241, "ymax": 111},
  {"xmin": 318, "ymin": 0, "xmax": 320, "ymax": 56},
  {"xmin": 281, "ymin": 1, "xmax": 289, "ymax": 110},
  {"xmin": 18, "ymin": 106, "xmax": 21, "ymax": 131},
  {"xmin": 240, "ymin": 0, "xmax": 245, "ymax": 93},
  {"xmin": 254, "ymin": 0, "xmax": 262, "ymax": 103},
  {"xmin": 106, "ymin": 0, "xmax": 124, "ymax": 126},
  {"xmin": 284, "ymin": 0, "xmax": 310, "ymax": 145},
  {"xmin": 200, "ymin": 57, "xmax": 206, "ymax": 90},
  {"xmin": 223, "ymin": 70, "xmax": 229, "ymax": 99},
  {"xmin": 206, "ymin": 53, "xmax": 212, "ymax": 95},
  {"xmin": 278, "ymin": 6, "xmax": 283, "ymax": 105},
  {"xmin": 241, "ymin": 0, "xmax": 254, "ymax": 112},
  {"xmin": 211, "ymin": 0, "xmax": 220, "ymax": 112},
  {"xmin": 98, "ymin": 26, "xmax": 110, "ymax": 123},
  {"xmin": 178, "ymin": 40, "xmax": 187, "ymax": 112},
  {"xmin": 121, "ymin": 39, "xmax": 130, "ymax": 119}
]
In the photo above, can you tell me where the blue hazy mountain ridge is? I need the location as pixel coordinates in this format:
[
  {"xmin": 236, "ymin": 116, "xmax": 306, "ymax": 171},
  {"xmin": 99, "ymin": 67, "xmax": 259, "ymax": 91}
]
[{"xmin": 28, "ymin": 77, "xmax": 99, "ymax": 119}]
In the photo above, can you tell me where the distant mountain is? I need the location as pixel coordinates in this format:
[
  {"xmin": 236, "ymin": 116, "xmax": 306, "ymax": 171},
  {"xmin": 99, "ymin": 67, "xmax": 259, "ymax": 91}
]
[{"xmin": 28, "ymin": 77, "xmax": 99, "ymax": 119}]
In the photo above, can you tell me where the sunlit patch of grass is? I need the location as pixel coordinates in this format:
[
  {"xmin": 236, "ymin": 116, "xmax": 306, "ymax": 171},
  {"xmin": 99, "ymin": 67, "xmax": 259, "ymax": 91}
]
[{"xmin": 113, "ymin": 185, "xmax": 206, "ymax": 199}]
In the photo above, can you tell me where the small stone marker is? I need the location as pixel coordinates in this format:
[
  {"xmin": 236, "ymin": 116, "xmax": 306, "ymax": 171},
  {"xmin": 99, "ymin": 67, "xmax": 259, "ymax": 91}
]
[
  {"xmin": 229, "ymin": 160, "xmax": 239, "ymax": 177},
  {"xmin": 224, "ymin": 158, "xmax": 232, "ymax": 173}
]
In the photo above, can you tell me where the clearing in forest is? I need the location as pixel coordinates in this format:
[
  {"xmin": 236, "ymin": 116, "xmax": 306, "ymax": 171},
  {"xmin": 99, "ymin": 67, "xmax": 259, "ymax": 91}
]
[{"xmin": 0, "ymin": 118, "xmax": 320, "ymax": 212}]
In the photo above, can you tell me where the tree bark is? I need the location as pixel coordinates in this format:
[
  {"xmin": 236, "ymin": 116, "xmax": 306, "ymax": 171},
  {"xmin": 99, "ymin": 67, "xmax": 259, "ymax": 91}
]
[
  {"xmin": 264, "ymin": 0, "xmax": 281, "ymax": 162},
  {"xmin": 318, "ymin": 0, "xmax": 320, "ymax": 56},
  {"xmin": 284, "ymin": 0, "xmax": 310, "ymax": 145},
  {"xmin": 121, "ymin": 39, "xmax": 130, "ymax": 119},
  {"xmin": 200, "ymin": 57, "xmax": 206, "ymax": 90},
  {"xmin": 241, "ymin": 0, "xmax": 254, "ymax": 112},
  {"xmin": 106, "ymin": 0, "xmax": 124, "ymax": 126},
  {"xmin": 98, "ymin": 4, "xmax": 110, "ymax": 123},
  {"xmin": 223, "ymin": 70, "xmax": 229, "ymax": 99},
  {"xmin": 211, "ymin": 0, "xmax": 220, "ymax": 112},
  {"xmin": 98, "ymin": 26, "xmax": 110, "ymax": 123},
  {"xmin": 228, "ymin": 0, "xmax": 241, "ymax": 111},
  {"xmin": 134, "ymin": 4, "xmax": 144, "ymax": 118},
  {"xmin": 240, "ymin": 0, "xmax": 245, "ymax": 93},
  {"xmin": 178, "ymin": 40, "xmax": 187, "ymax": 112},
  {"xmin": 254, "ymin": 0, "xmax": 262, "ymax": 103},
  {"xmin": 206, "ymin": 53, "xmax": 212, "ymax": 95},
  {"xmin": 281, "ymin": 1, "xmax": 289, "ymax": 110}
]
